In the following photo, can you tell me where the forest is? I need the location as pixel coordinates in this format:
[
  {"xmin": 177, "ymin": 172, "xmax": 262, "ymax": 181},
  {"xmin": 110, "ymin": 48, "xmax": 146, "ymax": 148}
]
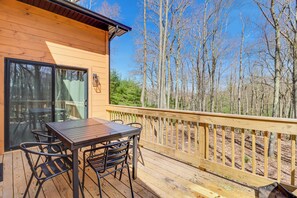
[
  {"xmin": 74, "ymin": 0, "xmax": 297, "ymax": 119},
  {"xmin": 135, "ymin": 0, "xmax": 297, "ymax": 119}
]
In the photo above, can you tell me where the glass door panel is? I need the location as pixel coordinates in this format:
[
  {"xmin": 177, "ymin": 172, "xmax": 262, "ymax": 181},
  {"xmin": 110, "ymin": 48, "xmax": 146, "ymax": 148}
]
[
  {"xmin": 55, "ymin": 68, "xmax": 88, "ymax": 121},
  {"xmin": 7, "ymin": 61, "xmax": 53, "ymax": 149}
]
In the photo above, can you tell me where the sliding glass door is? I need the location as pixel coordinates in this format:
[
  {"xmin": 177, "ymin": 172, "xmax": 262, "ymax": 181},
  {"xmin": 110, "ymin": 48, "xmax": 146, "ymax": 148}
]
[
  {"xmin": 55, "ymin": 68, "xmax": 88, "ymax": 121},
  {"xmin": 5, "ymin": 59, "xmax": 88, "ymax": 150},
  {"xmin": 6, "ymin": 60, "xmax": 53, "ymax": 149}
]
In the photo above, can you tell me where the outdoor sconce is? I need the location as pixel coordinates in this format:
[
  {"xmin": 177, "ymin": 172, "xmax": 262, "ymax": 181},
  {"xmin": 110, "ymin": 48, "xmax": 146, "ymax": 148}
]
[{"xmin": 93, "ymin": 73, "xmax": 101, "ymax": 93}]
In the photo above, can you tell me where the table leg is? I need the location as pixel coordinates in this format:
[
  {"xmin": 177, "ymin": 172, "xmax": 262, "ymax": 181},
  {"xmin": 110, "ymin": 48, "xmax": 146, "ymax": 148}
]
[
  {"xmin": 72, "ymin": 149, "xmax": 79, "ymax": 198},
  {"xmin": 132, "ymin": 135, "xmax": 138, "ymax": 179}
]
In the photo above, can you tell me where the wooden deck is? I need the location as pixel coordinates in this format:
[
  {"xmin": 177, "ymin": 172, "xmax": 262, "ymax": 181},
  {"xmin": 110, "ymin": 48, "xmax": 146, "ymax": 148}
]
[{"xmin": 0, "ymin": 148, "xmax": 255, "ymax": 198}]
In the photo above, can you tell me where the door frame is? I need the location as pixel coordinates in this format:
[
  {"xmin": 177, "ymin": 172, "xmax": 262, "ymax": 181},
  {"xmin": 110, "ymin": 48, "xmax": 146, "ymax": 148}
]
[{"xmin": 4, "ymin": 58, "xmax": 89, "ymax": 151}]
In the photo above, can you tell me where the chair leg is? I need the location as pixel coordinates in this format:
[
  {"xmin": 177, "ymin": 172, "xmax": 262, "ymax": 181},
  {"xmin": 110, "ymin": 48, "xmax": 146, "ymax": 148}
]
[
  {"xmin": 36, "ymin": 170, "xmax": 43, "ymax": 186},
  {"xmin": 138, "ymin": 146, "xmax": 145, "ymax": 166},
  {"xmin": 114, "ymin": 165, "xmax": 117, "ymax": 178},
  {"xmin": 96, "ymin": 173, "xmax": 103, "ymax": 198},
  {"xmin": 119, "ymin": 162, "xmax": 125, "ymax": 181},
  {"xmin": 35, "ymin": 181, "xmax": 44, "ymax": 198},
  {"xmin": 126, "ymin": 165, "xmax": 134, "ymax": 198},
  {"xmin": 23, "ymin": 172, "xmax": 34, "ymax": 198}
]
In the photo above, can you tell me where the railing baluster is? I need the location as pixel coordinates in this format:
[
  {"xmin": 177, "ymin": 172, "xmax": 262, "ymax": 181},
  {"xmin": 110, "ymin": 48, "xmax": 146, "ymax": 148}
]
[
  {"xmin": 264, "ymin": 131, "xmax": 268, "ymax": 177},
  {"xmin": 277, "ymin": 133, "xmax": 281, "ymax": 182},
  {"xmin": 182, "ymin": 121, "xmax": 185, "ymax": 152},
  {"xmin": 214, "ymin": 125, "xmax": 217, "ymax": 162},
  {"xmin": 231, "ymin": 127, "xmax": 235, "ymax": 168},
  {"xmin": 222, "ymin": 126, "xmax": 225, "ymax": 165},
  {"xmin": 188, "ymin": 121, "xmax": 191, "ymax": 154},
  {"xmin": 206, "ymin": 123, "xmax": 209, "ymax": 160},
  {"xmin": 166, "ymin": 118, "xmax": 169, "ymax": 146},
  {"xmin": 291, "ymin": 134, "xmax": 296, "ymax": 185},
  {"xmin": 194, "ymin": 123, "xmax": 198, "ymax": 153},
  {"xmin": 241, "ymin": 128, "xmax": 245, "ymax": 171},
  {"xmin": 176, "ymin": 120, "xmax": 179, "ymax": 150},
  {"xmin": 161, "ymin": 117, "xmax": 164, "ymax": 145},
  {"xmin": 144, "ymin": 115, "xmax": 147, "ymax": 141},
  {"xmin": 252, "ymin": 130, "xmax": 256, "ymax": 174},
  {"xmin": 150, "ymin": 116, "xmax": 154, "ymax": 143},
  {"xmin": 156, "ymin": 117, "xmax": 160, "ymax": 144},
  {"xmin": 171, "ymin": 119, "xmax": 174, "ymax": 147},
  {"xmin": 152, "ymin": 116, "xmax": 155, "ymax": 143}
]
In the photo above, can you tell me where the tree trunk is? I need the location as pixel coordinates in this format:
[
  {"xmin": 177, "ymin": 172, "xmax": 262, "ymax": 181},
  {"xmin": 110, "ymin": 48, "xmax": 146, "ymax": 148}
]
[
  {"xmin": 268, "ymin": 0, "xmax": 281, "ymax": 157},
  {"xmin": 141, "ymin": 0, "xmax": 147, "ymax": 107},
  {"xmin": 238, "ymin": 17, "xmax": 245, "ymax": 115},
  {"xmin": 157, "ymin": 0, "xmax": 163, "ymax": 108}
]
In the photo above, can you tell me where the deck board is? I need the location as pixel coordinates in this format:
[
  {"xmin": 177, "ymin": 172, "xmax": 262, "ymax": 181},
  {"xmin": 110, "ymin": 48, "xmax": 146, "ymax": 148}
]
[
  {"xmin": 0, "ymin": 148, "xmax": 255, "ymax": 198},
  {"xmin": 3, "ymin": 152, "xmax": 13, "ymax": 198}
]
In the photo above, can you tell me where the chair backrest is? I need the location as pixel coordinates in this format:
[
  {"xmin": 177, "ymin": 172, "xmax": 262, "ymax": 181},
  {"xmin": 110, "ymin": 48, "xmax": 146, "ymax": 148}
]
[
  {"xmin": 20, "ymin": 142, "xmax": 64, "ymax": 178},
  {"xmin": 101, "ymin": 140, "xmax": 130, "ymax": 173},
  {"xmin": 126, "ymin": 122, "xmax": 142, "ymax": 141},
  {"xmin": 111, "ymin": 119, "xmax": 124, "ymax": 124},
  {"xmin": 20, "ymin": 142, "xmax": 45, "ymax": 178}
]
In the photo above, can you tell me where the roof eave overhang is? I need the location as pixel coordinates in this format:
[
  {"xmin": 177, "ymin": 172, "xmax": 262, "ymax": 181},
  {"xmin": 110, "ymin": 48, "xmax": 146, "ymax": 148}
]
[{"xmin": 17, "ymin": 0, "xmax": 132, "ymax": 38}]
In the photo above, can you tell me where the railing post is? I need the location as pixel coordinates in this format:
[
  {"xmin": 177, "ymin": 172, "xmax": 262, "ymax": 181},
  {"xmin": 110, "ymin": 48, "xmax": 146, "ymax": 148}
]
[{"xmin": 199, "ymin": 123, "xmax": 206, "ymax": 159}]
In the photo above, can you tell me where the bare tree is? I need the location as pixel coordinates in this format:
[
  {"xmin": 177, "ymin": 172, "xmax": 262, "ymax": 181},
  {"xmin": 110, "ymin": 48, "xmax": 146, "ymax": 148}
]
[
  {"xmin": 238, "ymin": 14, "xmax": 245, "ymax": 115},
  {"xmin": 141, "ymin": 0, "xmax": 148, "ymax": 107},
  {"xmin": 256, "ymin": 0, "xmax": 285, "ymax": 156}
]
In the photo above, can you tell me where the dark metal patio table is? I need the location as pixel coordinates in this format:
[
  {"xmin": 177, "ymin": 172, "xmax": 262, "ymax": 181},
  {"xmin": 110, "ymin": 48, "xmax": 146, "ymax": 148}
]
[{"xmin": 46, "ymin": 118, "xmax": 141, "ymax": 198}]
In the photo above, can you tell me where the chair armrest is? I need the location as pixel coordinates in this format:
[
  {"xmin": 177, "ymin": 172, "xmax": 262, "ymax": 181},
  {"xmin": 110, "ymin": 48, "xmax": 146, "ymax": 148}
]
[{"xmin": 20, "ymin": 142, "xmax": 71, "ymax": 158}]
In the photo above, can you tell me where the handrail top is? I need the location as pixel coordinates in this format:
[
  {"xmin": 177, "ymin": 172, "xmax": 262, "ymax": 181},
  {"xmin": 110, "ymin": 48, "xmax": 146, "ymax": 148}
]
[{"xmin": 107, "ymin": 104, "xmax": 297, "ymax": 124}]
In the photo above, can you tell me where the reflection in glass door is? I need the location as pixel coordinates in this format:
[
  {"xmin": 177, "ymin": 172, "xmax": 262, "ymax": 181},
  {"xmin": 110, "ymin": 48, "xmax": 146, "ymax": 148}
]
[
  {"xmin": 5, "ymin": 59, "xmax": 88, "ymax": 151},
  {"xmin": 55, "ymin": 68, "xmax": 88, "ymax": 121},
  {"xmin": 6, "ymin": 60, "xmax": 53, "ymax": 149}
]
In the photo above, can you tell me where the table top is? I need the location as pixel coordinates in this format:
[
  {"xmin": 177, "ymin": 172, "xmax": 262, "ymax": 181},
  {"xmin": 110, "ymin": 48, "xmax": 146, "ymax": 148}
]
[{"xmin": 46, "ymin": 118, "xmax": 140, "ymax": 150}]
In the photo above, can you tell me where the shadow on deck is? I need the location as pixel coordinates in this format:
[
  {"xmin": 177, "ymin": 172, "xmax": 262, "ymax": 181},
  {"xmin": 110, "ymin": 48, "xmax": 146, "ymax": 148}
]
[{"xmin": 0, "ymin": 148, "xmax": 255, "ymax": 198}]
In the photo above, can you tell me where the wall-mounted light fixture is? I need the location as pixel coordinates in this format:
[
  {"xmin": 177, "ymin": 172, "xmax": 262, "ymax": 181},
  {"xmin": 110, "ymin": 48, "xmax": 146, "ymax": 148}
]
[{"xmin": 93, "ymin": 73, "xmax": 101, "ymax": 93}]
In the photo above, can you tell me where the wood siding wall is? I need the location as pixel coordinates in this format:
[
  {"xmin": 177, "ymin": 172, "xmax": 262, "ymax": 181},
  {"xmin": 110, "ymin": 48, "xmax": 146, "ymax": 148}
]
[{"xmin": 0, "ymin": 0, "xmax": 110, "ymax": 154}]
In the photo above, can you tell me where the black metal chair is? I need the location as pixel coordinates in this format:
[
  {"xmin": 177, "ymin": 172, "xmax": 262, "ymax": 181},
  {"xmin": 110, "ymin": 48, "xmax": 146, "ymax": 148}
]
[
  {"xmin": 20, "ymin": 142, "xmax": 83, "ymax": 198},
  {"xmin": 82, "ymin": 140, "xmax": 134, "ymax": 198},
  {"xmin": 31, "ymin": 119, "xmax": 68, "ymax": 160},
  {"xmin": 126, "ymin": 122, "xmax": 145, "ymax": 166},
  {"xmin": 90, "ymin": 119, "xmax": 125, "ymax": 150}
]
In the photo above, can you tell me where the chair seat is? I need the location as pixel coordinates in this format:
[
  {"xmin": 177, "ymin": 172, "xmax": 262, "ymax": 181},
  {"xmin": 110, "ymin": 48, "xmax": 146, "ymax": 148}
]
[
  {"xmin": 87, "ymin": 154, "xmax": 124, "ymax": 173},
  {"xmin": 87, "ymin": 155, "xmax": 105, "ymax": 172},
  {"xmin": 36, "ymin": 157, "xmax": 72, "ymax": 180}
]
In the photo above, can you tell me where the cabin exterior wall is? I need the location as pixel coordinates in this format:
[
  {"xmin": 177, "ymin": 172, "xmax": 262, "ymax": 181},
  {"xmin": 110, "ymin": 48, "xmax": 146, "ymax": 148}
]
[{"xmin": 0, "ymin": 0, "xmax": 110, "ymax": 154}]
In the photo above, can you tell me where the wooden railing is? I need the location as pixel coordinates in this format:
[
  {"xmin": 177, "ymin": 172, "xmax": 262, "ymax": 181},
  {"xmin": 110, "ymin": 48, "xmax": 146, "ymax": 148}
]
[{"xmin": 106, "ymin": 105, "xmax": 297, "ymax": 190}]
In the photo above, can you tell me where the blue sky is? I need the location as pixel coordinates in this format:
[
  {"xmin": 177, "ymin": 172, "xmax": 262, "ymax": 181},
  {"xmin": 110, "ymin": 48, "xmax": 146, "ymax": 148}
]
[
  {"xmin": 98, "ymin": 1, "xmax": 262, "ymax": 79},
  {"xmin": 108, "ymin": 1, "xmax": 140, "ymax": 79}
]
